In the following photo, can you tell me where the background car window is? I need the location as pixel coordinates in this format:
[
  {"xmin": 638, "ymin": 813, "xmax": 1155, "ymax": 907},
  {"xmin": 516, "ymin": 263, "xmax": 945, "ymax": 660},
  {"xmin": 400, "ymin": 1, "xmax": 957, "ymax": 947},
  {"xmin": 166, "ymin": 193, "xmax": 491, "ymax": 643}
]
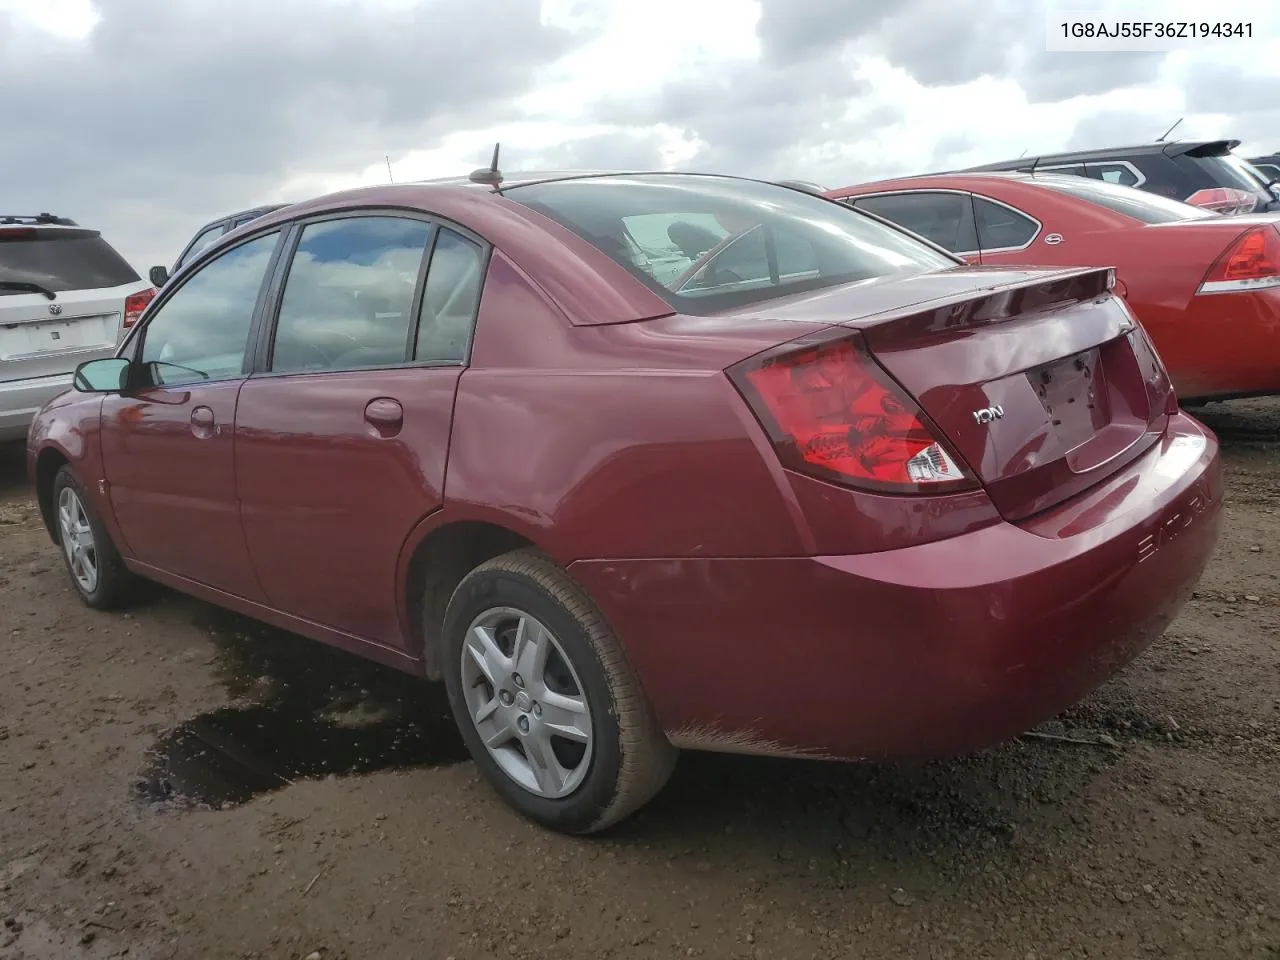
[
  {"xmin": 1034, "ymin": 175, "xmax": 1217, "ymax": 224},
  {"xmin": 854, "ymin": 193, "xmax": 973, "ymax": 252},
  {"xmin": 973, "ymin": 197, "xmax": 1039, "ymax": 250},
  {"xmin": 0, "ymin": 228, "xmax": 140, "ymax": 295},
  {"xmin": 177, "ymin": 224, "xmax": 226, "ymax": 267},
  {"xmin": 1089, "ymin": 163, "xmax": 1141, "ymax": 187},
  {"xmin": 415, "ymin": 228, "xmax": 485, "ymax": 363},
  {"xmin": 270, "ymin": 216, "xmax": 433, "ymax": 373},
  {"xmin": 139, "ymin": 231, "xmax": 279, "ymax": 386},
  {"xmin": 506, "ymin": 174, "xmax": 955, "ymax": 313}
]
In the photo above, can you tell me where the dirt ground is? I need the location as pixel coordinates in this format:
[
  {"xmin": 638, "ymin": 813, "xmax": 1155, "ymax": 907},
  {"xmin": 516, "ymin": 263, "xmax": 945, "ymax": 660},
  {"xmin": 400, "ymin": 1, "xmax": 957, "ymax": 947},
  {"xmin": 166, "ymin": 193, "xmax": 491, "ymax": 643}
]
[{"xmin": 1, "ymin": 401, "xmax": 1277, "ymax": 960}]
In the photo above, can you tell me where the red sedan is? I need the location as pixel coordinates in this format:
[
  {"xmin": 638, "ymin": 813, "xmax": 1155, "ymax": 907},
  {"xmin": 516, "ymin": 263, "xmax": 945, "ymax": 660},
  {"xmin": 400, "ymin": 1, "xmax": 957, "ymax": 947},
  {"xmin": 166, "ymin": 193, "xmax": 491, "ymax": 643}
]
[
  {"xmin": 826, "ymin": 172, "xmax": 1280, "ymax": 403},
  {"xmin": 27, "ymin": 171, "xmax": 1222, "ymax": 834}
]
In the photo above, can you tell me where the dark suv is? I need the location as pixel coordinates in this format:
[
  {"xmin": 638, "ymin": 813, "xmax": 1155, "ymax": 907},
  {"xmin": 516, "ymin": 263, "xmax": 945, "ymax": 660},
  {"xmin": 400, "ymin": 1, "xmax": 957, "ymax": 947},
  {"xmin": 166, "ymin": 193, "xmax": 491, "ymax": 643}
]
[
  {"xmin": 150, "ymin": 203, "xmax": 290, "ymax": 287},
  {"xmin": 1249, "ymin": 154, "xmax": 1280, "ymax": 182},
  {"xmin": 959, "ymin": 140, "xmax": 1280, "ymax": 215}
]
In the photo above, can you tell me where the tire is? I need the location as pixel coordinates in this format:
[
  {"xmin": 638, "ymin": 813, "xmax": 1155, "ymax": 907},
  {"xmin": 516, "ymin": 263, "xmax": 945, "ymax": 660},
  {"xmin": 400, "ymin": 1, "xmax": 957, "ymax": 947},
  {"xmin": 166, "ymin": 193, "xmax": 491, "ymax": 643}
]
[
  {"xmin": 51, "ymin": 464, "xmax": 138, "ymax": 610},
  {"xmin": 441, "ymin": 549, "xmax": 676, "ymax": 834}
]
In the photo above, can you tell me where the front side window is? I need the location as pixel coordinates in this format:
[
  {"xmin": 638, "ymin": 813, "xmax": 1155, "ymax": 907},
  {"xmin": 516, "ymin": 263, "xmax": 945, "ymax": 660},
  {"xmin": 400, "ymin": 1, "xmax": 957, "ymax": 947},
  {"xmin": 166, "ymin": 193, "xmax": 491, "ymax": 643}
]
[
  {"xmin": 270, "ymin": 216, "xmax": 433, "ymax": 373},
  {"xmin": 506, "ymin": 175, "xmax": 955, "ymax": 313},
  {"xmin": 177, "ymin": 224, "xmax": 226, "ymax": 268},
  {"xmin": 973, "ymin": 197, "xmax": 1039, "ymax": 250},
  {"xmin": 854, "ymin": 192, "xmax": 975, "ymax": 253},
  {"xmin": 139, "ymin": 231, "xmax": 280, "ymax": 386}
]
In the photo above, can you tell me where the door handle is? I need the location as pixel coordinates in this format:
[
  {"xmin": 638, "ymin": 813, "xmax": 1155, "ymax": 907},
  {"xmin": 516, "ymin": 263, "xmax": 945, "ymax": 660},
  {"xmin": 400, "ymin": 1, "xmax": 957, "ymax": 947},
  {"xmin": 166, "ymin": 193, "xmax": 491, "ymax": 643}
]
[
  {"xmin": 190, "ymin": 405, "xmax": 217, "ymax": 439},
  {"xmin": 364, "ymin": 398, "xmax": 403, "ymax": 436}
]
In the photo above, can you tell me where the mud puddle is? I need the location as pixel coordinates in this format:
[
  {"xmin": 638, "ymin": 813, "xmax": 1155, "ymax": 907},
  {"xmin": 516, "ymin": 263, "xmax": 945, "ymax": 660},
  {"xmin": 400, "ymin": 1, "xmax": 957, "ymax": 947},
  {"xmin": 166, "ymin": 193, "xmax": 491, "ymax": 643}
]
[{"xmin": 134, "ymin": 605, "xmax": 468, "ymax": 810}]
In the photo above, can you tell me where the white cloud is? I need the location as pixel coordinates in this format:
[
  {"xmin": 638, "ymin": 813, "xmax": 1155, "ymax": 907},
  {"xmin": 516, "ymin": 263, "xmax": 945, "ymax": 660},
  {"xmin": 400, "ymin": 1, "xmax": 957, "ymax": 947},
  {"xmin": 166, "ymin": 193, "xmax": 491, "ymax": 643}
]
[{"xmin": 6, "ymin": 0, "xmax": 1280, "ymax": 271}]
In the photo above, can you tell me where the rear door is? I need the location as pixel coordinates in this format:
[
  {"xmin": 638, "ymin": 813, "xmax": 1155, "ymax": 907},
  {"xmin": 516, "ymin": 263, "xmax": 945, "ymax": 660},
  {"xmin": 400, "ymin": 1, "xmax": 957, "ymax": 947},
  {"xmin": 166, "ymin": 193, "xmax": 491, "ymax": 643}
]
[
  {"xmin": 234, "ymin": 214, "xmax": 486, "ymax": 647},
  {"xmin": 850, "ymin": 191, "xmax": 980, "ymax": 262},
  {"xmin": 100, "ymin": 229, "xmax": 283, "ymax": 600},
  {"xmin": 1, "ymin": 226, "xmax": 142, "ymax": 383}
]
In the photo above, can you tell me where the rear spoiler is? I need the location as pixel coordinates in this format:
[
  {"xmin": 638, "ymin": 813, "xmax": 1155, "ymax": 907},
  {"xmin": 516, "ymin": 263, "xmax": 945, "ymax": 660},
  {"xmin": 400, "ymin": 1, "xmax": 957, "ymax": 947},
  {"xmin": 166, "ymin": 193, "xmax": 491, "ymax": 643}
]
[{"xmin": 1162, "ymin": 139, "xmax": 1241, "ymax": 158}]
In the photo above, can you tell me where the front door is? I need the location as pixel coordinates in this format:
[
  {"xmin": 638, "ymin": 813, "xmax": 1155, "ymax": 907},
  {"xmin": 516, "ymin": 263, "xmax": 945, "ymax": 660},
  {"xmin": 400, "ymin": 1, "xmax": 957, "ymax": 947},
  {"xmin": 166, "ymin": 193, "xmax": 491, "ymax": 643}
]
[
  {"xmin": 235, "ymin": 216, "xmax": 487, "ymax": 646},
  {"xmin": 100, "ymin": 230, "xmax": 282, "ymax": 600}
]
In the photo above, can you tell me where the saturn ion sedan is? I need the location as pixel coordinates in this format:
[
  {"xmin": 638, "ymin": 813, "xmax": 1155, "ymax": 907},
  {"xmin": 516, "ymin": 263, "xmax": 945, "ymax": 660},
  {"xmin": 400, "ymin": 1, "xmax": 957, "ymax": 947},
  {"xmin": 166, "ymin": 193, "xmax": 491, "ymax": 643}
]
[{"xmin": 27, "ymin": 171, "xmax": 1223, "ymax": 834}]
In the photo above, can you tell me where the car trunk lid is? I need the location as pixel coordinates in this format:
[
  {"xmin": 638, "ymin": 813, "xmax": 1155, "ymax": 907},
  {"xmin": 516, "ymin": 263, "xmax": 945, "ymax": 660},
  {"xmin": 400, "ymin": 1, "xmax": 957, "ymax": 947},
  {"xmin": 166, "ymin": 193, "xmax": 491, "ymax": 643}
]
[{"xmin": 726, "ymin": 265, "xmax": 1176, "ymax": 521}]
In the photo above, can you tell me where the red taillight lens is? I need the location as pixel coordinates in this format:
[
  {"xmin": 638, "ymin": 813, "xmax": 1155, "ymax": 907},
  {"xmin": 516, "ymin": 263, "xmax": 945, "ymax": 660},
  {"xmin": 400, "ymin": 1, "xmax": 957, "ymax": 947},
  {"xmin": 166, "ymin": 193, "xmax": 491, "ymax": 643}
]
[
  {"xmin": 1198, "ymin": 225, "xmax": 1280, "ymax": 294},
  {"xmin": 123, "ymin": 288, "xmax": 156, "ymax": 328},
  {"xmin": 1184, "ymin": 187, "xmax": 1258, "ymax": 215},
  {"xmin": 730, "ymin": 334, "xmax": 974, "ymax": 493},
  {"xmin": 0, "ymin": 227, "xmax": 38, "ymax": 241}
]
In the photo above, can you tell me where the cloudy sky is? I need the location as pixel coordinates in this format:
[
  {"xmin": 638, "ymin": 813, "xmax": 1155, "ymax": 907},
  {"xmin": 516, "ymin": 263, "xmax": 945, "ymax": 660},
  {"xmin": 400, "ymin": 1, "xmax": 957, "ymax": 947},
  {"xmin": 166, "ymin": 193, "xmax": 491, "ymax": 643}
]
[{"xmin": 3, "ymin": 0, "xmax": 1278, "ymax": 272}]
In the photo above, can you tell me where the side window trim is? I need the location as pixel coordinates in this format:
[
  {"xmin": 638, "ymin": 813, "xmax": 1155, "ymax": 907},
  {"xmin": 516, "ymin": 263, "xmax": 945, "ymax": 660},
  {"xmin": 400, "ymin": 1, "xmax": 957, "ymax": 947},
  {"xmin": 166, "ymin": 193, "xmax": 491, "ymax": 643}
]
[
  {"xmin": 247, "ymin": 207, "xmax": 492, "ymax": 378},
  {"xmin": 120, "ymin": 228, "xmax": 286, "ymax": 374},
  {"xmin": 972, "ymin": 195, "xmax": 1043, "ymax": 254}
]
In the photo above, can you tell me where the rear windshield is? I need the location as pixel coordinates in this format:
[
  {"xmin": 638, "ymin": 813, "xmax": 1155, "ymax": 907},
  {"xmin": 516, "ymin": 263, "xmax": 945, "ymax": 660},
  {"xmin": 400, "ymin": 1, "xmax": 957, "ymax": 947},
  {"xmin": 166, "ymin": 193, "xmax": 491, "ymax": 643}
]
[
  {"xmin": 0, "ymin": 228, "xmax": 140, "ymax": 296},
  {"xmin": 1032, "ymin": 176, "xmax": 1218, "ymax": 224},
  {"xmin": 504, "ymin": 174, "xmax": 957, "ymax": 312},
  {"xmin": 1179, "ymin": 153, "xmax": 1276, "ymax": 201}
]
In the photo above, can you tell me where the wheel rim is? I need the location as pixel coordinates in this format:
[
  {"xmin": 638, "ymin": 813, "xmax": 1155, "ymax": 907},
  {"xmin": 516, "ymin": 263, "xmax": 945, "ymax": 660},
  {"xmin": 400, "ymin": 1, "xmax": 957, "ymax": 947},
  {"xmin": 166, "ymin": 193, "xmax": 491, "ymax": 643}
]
[
  {"xmin": 57, "ymin": 486, "xmax": 99, "ymax": 594},
  {"xmin": 460, "ymin": 607, "xmax": 594, "ymax": 799}
]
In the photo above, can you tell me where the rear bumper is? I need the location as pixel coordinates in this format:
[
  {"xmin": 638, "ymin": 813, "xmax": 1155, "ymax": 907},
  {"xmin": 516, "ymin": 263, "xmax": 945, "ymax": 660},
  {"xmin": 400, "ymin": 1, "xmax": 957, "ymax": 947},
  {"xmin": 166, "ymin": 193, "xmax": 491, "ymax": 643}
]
[
  {"xmin": 0, "ymin": 373, "xmax": 73, "ymax": 443},
  {"xmin": 570, "ymin": 413, "xmax": 1223, "ymax": 761}
]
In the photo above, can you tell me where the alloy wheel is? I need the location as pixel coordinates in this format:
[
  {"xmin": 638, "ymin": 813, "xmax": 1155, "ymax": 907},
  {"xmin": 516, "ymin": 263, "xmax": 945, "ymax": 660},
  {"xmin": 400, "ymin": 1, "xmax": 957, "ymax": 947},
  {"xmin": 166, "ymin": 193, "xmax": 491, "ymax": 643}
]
[
  {"xmin": 57, "ymin": 486, "xmax": 99, "ymax": 594},
  {"xmin": 460, "ymin": 607, "xmax": 594, "ymax": 798}
]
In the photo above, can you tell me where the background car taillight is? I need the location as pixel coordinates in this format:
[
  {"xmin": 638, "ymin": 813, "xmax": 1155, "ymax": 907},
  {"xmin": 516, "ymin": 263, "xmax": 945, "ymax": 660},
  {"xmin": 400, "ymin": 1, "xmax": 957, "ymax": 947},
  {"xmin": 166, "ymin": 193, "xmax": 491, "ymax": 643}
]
[
  {"xmin": 1197, "ymin": 224, "xmax": 1280, "ymax": 295},
  {"xmin": 728, "ymin": 333, "xmax": 977, "ymax": 494},
  {"xmin": 123, "ymin": 288, "xmax": 156, "ymax": 328},
  {"xmin": 1184, "ymin": 187, "xmax": 1259, "ymax": 215}
]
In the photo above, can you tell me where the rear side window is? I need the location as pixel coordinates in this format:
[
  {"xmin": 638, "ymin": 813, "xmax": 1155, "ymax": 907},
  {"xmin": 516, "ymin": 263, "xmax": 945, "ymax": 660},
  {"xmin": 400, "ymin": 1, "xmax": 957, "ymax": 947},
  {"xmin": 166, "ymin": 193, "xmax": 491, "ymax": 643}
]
[
  {"xmin": 1088, "ymin": 162, "xmax": 1141, "ymax": 187},
  {"xmin": 973, "ymin": 198, "xmax": 1039, "ymax": 250},
  {"xmin": 270, "ymin": 216, "xmax": 433, "ymax": 373},
  {"xmin": 416, "ymin": 228, "xmax": 485, "ymax": 364},
  {"xmin": 854, "ymin": 192, "xmax": 977, "ymax": 253},
  {"xmin": 506, "ymin": 174, "xmax": 955, "ymax": 313},
  {"xmin": 1033, "ymin": 176, "xmax": 1216, "ymax": 224},
  {"xmin": 0, "ymin": 228, "xmax": 140, "ymax": 295}
]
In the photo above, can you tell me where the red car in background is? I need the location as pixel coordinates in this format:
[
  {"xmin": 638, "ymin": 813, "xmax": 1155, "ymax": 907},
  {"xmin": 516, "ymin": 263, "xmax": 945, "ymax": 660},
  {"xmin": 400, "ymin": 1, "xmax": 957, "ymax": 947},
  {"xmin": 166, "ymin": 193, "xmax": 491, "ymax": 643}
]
[
  {"xmin": 27, "ymin": 171, "xmax": 1222, "ymax": 834},
  {"xmin": 826, "ymin": 172, "xmax": 1280, "ymax": 403}
]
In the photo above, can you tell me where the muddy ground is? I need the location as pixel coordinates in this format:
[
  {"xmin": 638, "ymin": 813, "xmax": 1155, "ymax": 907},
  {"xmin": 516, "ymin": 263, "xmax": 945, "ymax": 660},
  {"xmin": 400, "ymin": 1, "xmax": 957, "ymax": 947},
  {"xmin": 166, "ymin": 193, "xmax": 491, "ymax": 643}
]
[{"xmin": 1, "ymin": 401, "xmax": 1277, "ymax": 960}]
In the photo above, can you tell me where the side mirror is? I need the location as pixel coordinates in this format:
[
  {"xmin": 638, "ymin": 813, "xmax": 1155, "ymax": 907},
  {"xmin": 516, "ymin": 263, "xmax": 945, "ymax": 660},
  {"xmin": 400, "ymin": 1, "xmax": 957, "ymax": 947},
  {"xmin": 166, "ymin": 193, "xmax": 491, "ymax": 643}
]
[
  {"xmin": 149, "ymin": 265, "xmax": 169, "ymax": 288},
  {"xmin": 73, "ymin": 358, "xmax": 131, "ymax": 393}
]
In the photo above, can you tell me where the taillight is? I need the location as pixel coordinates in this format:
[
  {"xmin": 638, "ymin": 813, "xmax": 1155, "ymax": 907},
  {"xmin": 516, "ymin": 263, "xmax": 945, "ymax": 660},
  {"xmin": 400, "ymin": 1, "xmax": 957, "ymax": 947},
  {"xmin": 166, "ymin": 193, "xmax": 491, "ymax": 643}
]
[
  {"xmin": 1197, "ymin": 225, "xmax": 1280, "ymax": 294},
  {"xmin": 729, "ymin": 333, "xmax": 976, "ymax": 494},
  {"xmin": 1184, "ymin": 187, "xmax": 1258, "ymax": 215},
  {"xmin": 123, "ymin": 288, "xmax": 156, "ymax": 328}
]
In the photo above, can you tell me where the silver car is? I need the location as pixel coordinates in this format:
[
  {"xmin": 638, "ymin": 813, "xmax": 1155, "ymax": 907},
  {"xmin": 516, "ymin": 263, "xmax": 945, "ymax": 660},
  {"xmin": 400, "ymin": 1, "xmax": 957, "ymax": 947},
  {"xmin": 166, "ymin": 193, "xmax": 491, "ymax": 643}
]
[{"xmin": 0, "ymin": 214, "xmax": 154, "ymax": 442}]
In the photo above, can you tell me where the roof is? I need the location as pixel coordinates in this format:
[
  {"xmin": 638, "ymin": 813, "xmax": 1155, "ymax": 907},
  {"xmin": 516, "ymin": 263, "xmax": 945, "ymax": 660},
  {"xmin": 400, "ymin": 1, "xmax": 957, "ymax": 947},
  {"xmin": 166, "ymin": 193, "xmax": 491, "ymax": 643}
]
[{"xmin": 957, "ymin": 139, "xmax": 1243, "ymax": 173}]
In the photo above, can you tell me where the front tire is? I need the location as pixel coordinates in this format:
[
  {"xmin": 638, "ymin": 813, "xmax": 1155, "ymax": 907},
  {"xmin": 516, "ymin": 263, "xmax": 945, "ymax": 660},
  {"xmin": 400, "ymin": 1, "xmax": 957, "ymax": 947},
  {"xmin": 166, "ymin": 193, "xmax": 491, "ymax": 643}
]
[
  {"xmin": 51, "ymin": 465, "xmax": 137, "ymax": 610},
  {"xmin": 441, "ymin": 550, "xmax": 676, "ymax": 834}
]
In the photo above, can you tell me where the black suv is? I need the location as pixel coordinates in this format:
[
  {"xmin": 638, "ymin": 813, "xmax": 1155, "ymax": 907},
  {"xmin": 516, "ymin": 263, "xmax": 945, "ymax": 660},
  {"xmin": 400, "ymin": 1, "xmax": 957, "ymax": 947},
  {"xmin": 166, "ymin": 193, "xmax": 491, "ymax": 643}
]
[
  {"xmin": 1249, "ymin": 153, "xmax": 1280, "ymax": 183},
  {"xmin": 150, "ymin": 202, "xmax": 290, "ymax": 287},
  {"xmin": 958, "ymin": 140, "xmax": 1280, "ymax": 215}
]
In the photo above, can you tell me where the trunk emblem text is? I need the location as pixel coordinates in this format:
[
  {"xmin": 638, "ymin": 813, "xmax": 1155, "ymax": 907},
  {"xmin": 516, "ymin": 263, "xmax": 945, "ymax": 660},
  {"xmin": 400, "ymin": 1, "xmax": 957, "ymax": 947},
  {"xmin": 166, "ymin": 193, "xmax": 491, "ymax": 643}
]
[{"xmin": 972, "ymin": 405, "xmax": 1005, "ymax": 425}]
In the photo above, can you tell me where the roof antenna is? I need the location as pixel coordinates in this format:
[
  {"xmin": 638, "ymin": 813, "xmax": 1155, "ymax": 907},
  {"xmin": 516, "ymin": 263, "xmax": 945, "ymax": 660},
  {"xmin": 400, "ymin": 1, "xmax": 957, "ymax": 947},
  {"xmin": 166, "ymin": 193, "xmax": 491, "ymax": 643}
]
[
  {"xmin": 385, "ymin": 155, "xmax": 395, "ymax": 184},
  {"xmin": 1028, "ymin": 154, "xmax": 1041, "ymax": 177},
  {"xmin": 468, "ymin": 142, "xmax": 503, "ymax": 187},
  {"xmin": 1156, "ymin": 117, "xmax": 1183, "ymax": 142},
  {"xmin": 1017, "ymin": 148, "xmax": 1028, "ymax": 158}
]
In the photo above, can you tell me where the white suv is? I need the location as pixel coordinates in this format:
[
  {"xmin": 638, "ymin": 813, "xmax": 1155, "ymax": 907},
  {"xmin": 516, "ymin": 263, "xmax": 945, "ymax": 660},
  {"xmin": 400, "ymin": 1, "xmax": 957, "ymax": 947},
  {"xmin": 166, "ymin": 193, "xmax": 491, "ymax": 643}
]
[{"xmin": 1, "ymin": 214, "xmax": 155, "ymax": 443}]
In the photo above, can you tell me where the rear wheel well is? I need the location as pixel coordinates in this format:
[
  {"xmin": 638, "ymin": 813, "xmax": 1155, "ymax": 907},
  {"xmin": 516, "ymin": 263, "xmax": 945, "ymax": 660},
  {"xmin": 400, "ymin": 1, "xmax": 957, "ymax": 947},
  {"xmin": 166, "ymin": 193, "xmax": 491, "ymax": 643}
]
[
  {"xmin": 407, "ymin": 521, "xmax": 534, "ymax": 680},
  {"xmin": 34, "ymin": 448, "xmax": 69, "ymax": 543}
]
